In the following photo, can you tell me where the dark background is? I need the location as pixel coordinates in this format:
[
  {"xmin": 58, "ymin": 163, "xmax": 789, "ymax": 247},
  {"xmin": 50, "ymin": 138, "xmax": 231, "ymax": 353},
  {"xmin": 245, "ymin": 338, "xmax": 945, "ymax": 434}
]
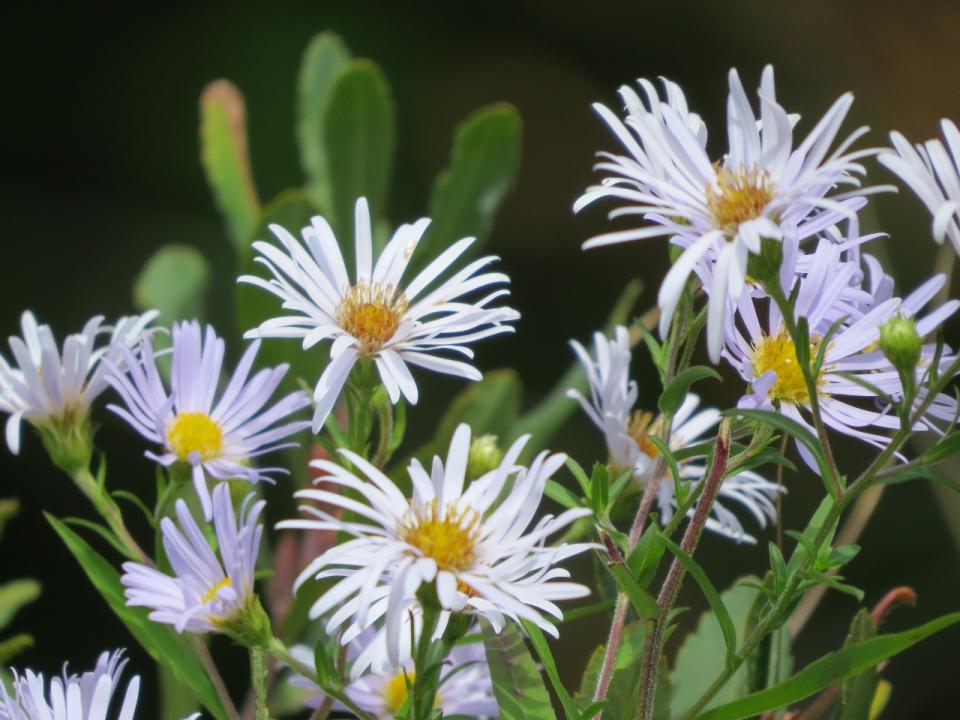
[{"xmin": 2, "ymin": 2, "xmax": 960, "ymax": 718}]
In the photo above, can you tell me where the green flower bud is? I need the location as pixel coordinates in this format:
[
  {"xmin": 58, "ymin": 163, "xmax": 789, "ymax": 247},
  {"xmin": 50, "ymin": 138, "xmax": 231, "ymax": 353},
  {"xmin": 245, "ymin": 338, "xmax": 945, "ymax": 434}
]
[
  {"xmin": 879, "ymin": 315, "xmax": 922, "ymax": 373},
  {"xmin": 37, "ymin": 407, "xmax": 93, "ymax": 475},
  {"xmin": 745, "ymin": 236, "xmax": 784, "ymax": 288},
  {"xmin": 467, "ymin": 434, "xmax": 502, "ymax": 479},
  {"xmin": 217, "ymin": 595, "xmax": 273, "ymax": 648}
]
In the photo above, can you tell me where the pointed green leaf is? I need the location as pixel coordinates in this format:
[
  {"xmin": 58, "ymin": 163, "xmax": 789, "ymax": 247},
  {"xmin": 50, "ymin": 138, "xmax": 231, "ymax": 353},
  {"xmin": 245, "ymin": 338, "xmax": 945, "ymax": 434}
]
[
  {"xmin": 412, "ymin": 103, "xmax": 521, "ymax": 275},
  {"xmin": 0, "ymin": 634, "xmax": 33, "ymax": 665},
  {"xmin": 297, "ymin": 32, "xmax": 352, "ymax": 214},
  {"xmin": 481, "ymin": 620, "xmax": 555, "ymax": 720},
  {"xmin": 323, "ymin": 60, "xmax": 395, "ymax": 246},
  {"xmin": 200, "ymin": 80, "xmax": 260, "ymax": 251},
  {"xmin": 0, "ymin": 579, "xmax": 40, "ymax": 629},
  {"xmin": 659, "ymin": 366, "xmax": 721, "ymax": 415},
  {"xmin": 839, "ymin": 610, "xmax": 879, "ymax": 720},
  {"xmin": 46, "ymin": 514, "xmax": 232, "ymax": 720},
  {"xmin": 133, "ymin": 245, "xmax": 210, "ymax": 325},
  {"xmin": 0, "ymin": 498, "xmax": 20, "ymax": 542},
  {"xmin": 521, "ymin": 620, "xmax": 579, "ymax": 720}
]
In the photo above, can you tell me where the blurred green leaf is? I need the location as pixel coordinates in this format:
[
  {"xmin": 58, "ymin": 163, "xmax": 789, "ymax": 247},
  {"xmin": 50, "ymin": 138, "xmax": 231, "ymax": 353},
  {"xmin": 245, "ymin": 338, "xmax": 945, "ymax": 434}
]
[
  {"xmin": 133, "ymin": 245, "xmax": 210, "ymax": 325},
  {"xmin": 411, "ymin": 103, "xmax": 521, "ymax": 276},
  {"xmin": 481, "ymin": 620, "xmax": 555, "ymax": 720},
  {"xmin": 922, "ymin": 433, "xmax": 960, "ymax": 465},
  {"xmin": 0, "ymin": 498, "xmax": 20, "ymax": 542},
  {"xmin": 46, "ymin": 514, "xmax": 232, "ymax": 720},
  {"xmin": 691, "ymin": 611, "xmax": 960, "ymax": 720},
  {"xmin": 200, "ymin": 80, "xmax": 260, "ymax": 251},
  {"xmin": 604, "ymin": 559, "xmax": 659, "ymax": 621},
  {"xmin": 743, "ymin": 573, "xmax": 792, "ymax": 693},
  {"xmin": 0, "ymin": 579, "xmax": 40, "ymax": 629},
  {"xmin": 0, "ymin": 635, "xmax": 33, "ymax": 665},
  {"xmin": 323, "ymin": 60, "xmax": 395, "ymax": 248},
  {"xmin": 659, "ymin": 366, "xmax": 721, "ymax": 415},
  {"xmin": 839, "ymin": 610, "xmax": 879, "ymax": 720},
  {"xmin": 297, "ymin": 32, "xmax": 352, "ymax": 215},
  {"xmin": 521, "ymin": 620, "xmax": 579, "ymax": 720},
  {"xmin": 575, "ymin": 621, "xmax": 646, "ymax": 709}
]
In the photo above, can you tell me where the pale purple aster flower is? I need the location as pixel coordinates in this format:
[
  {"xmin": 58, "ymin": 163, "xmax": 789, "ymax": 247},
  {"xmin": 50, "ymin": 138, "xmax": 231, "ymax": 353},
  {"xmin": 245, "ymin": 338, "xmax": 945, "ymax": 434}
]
[
  {"xmin": 568, "ymin": 326, "xmax": 782, "ymax": 544},
  {"xmin": 107, "ymin": 320, "xmax": 310, "ymax": 518},
  {"xmin": 575, "ymin": 65, "xmax": 887, "ymax": 361},
  {"xmin": 288, "ymin": 627, "xmax": 497, "ymax": 719},
  {"xmin": 0, "ymin": 649, "xmax": 140, "ymax": 720},
  {"xmin": 723, "ymin": 246, "xmax": 959, "ymax": 469},
  {"xmin": 879, "ymin": 119, "xmax": 960, "ymax": 255},
  {"xmin": 278, "ymin": 424, "xmax": 593, "ymax": 667},
  {"xmin": 0, "ymin": 311, "xmax": 157, "ymax": 454},
  {"xmin": 120, "ymin": 483, "xmax": 264, "ymax": 634},
  {"xmin": 239, "ymin": 197, "xmax": 519, "ymax": 433}
]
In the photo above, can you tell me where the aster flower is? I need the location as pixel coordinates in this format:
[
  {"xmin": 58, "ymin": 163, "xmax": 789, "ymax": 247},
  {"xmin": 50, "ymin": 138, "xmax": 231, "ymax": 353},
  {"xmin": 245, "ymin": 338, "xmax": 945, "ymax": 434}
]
[
  {"xmin": 107, "ymin": 320, "xmax": 310, "ymax": 518},
  {"xmin": 723, "ymin": 246, "xmax": 960, "ymax": 468},
  {"xmin": 0, "ymin": 649, "xmax": 140, "ymax": 720},
  {"xmin": 575, "ymin": 65, "xmax": 884, "ymax": 361},
  {"xmin": 239, "ymin": 197, "xmax": 519, "ymax": 433},
  {"xmin": 278, "ymin": 424, "xmax": 593, "ymax": 666},
  {"xmin": 120, "ymin": 483, "xmax": 264, "ymax": 634},
  {"xmin": 567, "ymin": 326, "xmax": 781, "ymax": 543},
  {"xmin": 288, "ymin": 628, "xmax": 497, "ymax": 719},
  {"xmin": 0, "ymin": 310, "xmax": 157, "ymax": 455},
  {"xmin": 879, "ymin": 119, "xmax": 960, "ymax": 255}
]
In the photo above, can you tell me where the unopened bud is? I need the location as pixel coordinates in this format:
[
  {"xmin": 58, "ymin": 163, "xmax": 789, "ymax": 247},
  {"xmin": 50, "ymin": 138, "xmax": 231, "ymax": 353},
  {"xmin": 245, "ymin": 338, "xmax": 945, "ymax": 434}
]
[
  {"xmin": 879, "ymin": 315, "xmax": 922, "ymax": 373},
  {"xmin": 745, "ymin": 236, "xmax": 784, "ymax": 288},
  {"xmin": 467, "ymin": 434, "xmax": 502, "ymax": 479},
  {"xmin": 37, "ymin": 408, "xmax": 93, "ymax": 474}
]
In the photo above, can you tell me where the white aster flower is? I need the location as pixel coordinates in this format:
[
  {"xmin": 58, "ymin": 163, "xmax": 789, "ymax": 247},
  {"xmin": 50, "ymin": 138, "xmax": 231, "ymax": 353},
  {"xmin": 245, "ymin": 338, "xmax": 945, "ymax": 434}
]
[
  {"xmin": 120, "ymin": 483, "xmax": 263, "ymax": 634},
  {"xmin": 278, "ymin": 424, "xmax": 593, "ymax": 666},
  {"xmin": 576, "ymin": 65, "xmax": 884, "ymax": 361},
  {"xmin": 879, "ymin": 119, "xmax": 960, "ymax": 255},
  {"xmin": 239, "ymin": 197, "xmax": 519, "ymax": 433},
  {"xmin": 0, "ymin": 649, "xmax": 139, "ymax": 720},
  {"xmin": 0, "ymin": 311, "xmax": 157, "ymax": 455},
  {"xmin": 107, "ymin": 320, "xmax": 310, "ymax": 518},
  {"xmin": 724, "ymin": 248, "xmax": 959, "ymax": 468},
  {"xmin": 289, "ymin": 628, "xmax": 497, "ymax": 719},
  {"xmin": 568, "ymin": 326, "xmax": 781, "ymax": 543}
]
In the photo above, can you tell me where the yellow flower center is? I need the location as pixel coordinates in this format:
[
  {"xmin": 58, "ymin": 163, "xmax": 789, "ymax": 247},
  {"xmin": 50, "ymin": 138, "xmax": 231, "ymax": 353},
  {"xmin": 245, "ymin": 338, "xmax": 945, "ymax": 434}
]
[
  {"xmin": 166, "ymin": 412, "xmax": 223, "ymax": 462},
  {"xmin": 706, "ymin": 166, "xmax": 776, "ymax": 233},
  {"xmin": 200, "ymin": 576, "xmax": 233, "ymax": 605},
  {"xmin": 336, "ymin": 281, "xmax": 409, "ymax": 354},
  {"xmin": 400, "ymin": 500, "xmax": 480, "ymax": 572},
  {"xmin": 383, "ymin": 670, "xmax": 413, "ymax": 713},
  {"xmin": 626, "ymin": 410, "xmax": 663, "ymax": 459},
  {"xmin": 751, "ymin": 329, "xmax": 825, "ymax": 404}
]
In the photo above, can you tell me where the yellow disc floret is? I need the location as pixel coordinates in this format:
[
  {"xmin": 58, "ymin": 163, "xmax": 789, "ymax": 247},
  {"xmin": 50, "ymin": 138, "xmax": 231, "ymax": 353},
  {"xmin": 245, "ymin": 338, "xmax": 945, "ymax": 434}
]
[
  {"xmin": 167, "ymin": 412, "xmax": 224, "ymax": 462},
  {"xmin": 336, "ymin": 281, "xmax": 409, "ymax": 354},
  {"xmin": 383, "ymin": 670, "xmax": 414, "ymax": 713},
  {"xmin": 706, "ymin": 165, "xmax": 776, "ymax": 233},
  {"xmin": 200, "ymin": 577, "xmax": 233, "ymax": 605},
  {"xmin": 399, "ymin": 499, "xmax": 480, "ymax": 572},
  {"xmin": 626, "ymin": 410, "xmax": 663, "ymax": 459},
  {"xmin": 751, "ymin": 329, "xmax": 825, "ymax": 404}
]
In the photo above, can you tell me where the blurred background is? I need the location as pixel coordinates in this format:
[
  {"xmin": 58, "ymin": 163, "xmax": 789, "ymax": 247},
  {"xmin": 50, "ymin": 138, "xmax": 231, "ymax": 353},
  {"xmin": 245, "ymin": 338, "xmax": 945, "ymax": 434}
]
[{"xmin": 2, "ymin": 1, "xmax": 959, "ymax": 717}]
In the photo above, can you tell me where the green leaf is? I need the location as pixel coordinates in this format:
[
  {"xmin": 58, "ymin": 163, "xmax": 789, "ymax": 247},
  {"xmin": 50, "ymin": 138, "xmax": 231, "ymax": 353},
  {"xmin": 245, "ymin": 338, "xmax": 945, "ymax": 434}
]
[
  {"xmin": 671, "ymin": 577, "xmax": 765, "ymax": 716},
  {"xmin": 133, "ymin": 245, "xmax": 210, "ymax": 325},
  {"xmin": 839, "ymin": 610, "xmax": 879, "ymax": 720},
  {"xmin": 0, "ymin": 579, "xmax": 40, "ymax": 629},
  {"xmin": 481, "ymin": 620, "xmax": 555, "ymax": 720},
  {"xmin": 879, "ymin": 464, "xmax": 960, "ymax": 494},
  {"xmin": 200, "ymin": 80, "xmax": 260, "ymax": 251},
  {"xmin": 627, "ymin": 524, "xmax": 666, "ymax": 588},
  {"xmin": 545, "ymin": 480, "xmax": 584, "ymax": 510},
  {"xmin": 46, "ymin": 515, "xmax": 232, "ymax": 720},
  {"xmin": 603, "ymin": 558, "xmax": 659, "ymax": 621},
  {"xmin": 658, "ymin": 534, "xmax": 736, "ymax": 669},
  {"xmin": 575, "ymin": 621, "xmax": 647, "ymax": 711},
  {"xmin": 0, "ymin": 634, "xmax": 33, "ymax": 665},
  {"xmin": 521, "ymin": 620, "xmax": 579, "ymax": 720},
  {"xmin": 413, "ymin": 103, "xmax": 521, "ymax": 275},
  {"xmin": 297, "ymin": 32, "xmax": 352, "ymax": 214},
  {"xmin": 323, "ymin": 60, "xmax": 395, "ymax": 246},
  {"xmin": 659, "ymin": 366, "xmax": 721, "ymax": 415},
  {"xmin": 723, "ymin": 408, "xmax": 832, "ymax": 488},
  {"xmin": 0, "ymin": 497, "xmax": 20, "ymax": 542},
  {"xmin": 743, "ymin": 573, "xmax": 792, "ymax": 693},
  {"xmin": 691, "ymin": 611, "xmax": 960, "ymax": 720}
]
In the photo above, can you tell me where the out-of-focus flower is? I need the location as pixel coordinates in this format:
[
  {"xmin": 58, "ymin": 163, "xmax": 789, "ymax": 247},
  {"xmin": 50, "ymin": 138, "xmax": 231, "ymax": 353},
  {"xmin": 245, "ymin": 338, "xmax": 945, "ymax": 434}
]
[
  {"xmin": 576, "ymin": 66, "xmax": 882, "ymax": 361},
  {"xmin": 279, "ymin": 424, "xmax": 592, "ymax": 666},
  {"xmin": 121, "ymin": 483, "xmax": 265, "ymax": 637},
  {"xmin": 0, "ymin": 649, "xmax": 140, "ymax": 720},
  {"xmin": 239, "ymin": 197, "xmax": 519, "ymax": 433},
  {"xmin": 107, "ymin": 320, "xmax": 310, "ymax": 518},
  {"xmin": 0, "ymin": 311, "xmax": 156, "ymax": 458},
  {"xmin": 568, "ymin": 326, "xmax": 781, "ymax": 543}
]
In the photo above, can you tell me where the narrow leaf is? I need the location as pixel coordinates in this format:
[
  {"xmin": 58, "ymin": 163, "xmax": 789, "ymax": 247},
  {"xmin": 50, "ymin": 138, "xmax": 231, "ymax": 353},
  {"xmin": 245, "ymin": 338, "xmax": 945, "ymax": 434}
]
[
  {"xmin": 659, "ymin": 366, "xmax": 721, "ymax": 415},
  {"xmin": 0, "ymin": 579, "xmax": 41, "ymax": 629},
  {"xmin": 521, "ymin": 620, "xmax": 580, "ymax": 720},
  {"xmin": 481, "ymin": 620, "xmax": 556, "ymax": 720}
]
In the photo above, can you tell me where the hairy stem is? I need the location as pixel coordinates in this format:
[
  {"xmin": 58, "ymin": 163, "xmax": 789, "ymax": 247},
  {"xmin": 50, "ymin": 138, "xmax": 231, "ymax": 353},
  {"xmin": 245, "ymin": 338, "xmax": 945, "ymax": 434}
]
[
  {"xmin": 250, "ymin": 646, "xmax": 270, "ymax": 720},
  {"xmin": 195, "ymin": 638, "xmax": 241, "ymax": 720}
]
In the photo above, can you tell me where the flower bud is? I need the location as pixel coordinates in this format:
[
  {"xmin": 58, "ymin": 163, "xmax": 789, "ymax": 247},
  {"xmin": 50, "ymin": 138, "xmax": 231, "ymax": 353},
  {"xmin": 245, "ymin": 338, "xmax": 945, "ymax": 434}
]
[
  {"xmin": 879, "ymin": 315, "xmax": 922, "ymax": 373},
  {"xmin": 37, "ymin": 408, "xmax": 93, "ymax": 475},
  {"xmin": 467, "ymin": 434, "xmax": 502, "ymax": 479},
  {"xmin": 745, "ymin": 236, "xmax": 784, "ymax": 288}
]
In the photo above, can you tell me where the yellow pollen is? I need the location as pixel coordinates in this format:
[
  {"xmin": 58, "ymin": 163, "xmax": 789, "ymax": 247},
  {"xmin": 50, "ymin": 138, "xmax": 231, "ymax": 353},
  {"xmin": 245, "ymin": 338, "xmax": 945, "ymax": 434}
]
[
  {"xmin": 166, "ymin": 412, "xmax": 223, "ymax": 462},
  {"xmin": 706, "ymin": 165, "xmax": 776, "ymax": 233},
  {"xmin": 336, "ymin": 281, "xmax": 409, "ymax": 354},
  {"xmin": 200, "ymin": 577, "xmax": 232, "ymax": 605},
  {"xmin": 627, "ymin": 410, "xmax": 663, "ymax": 459},
  {"xmin": 751, "ymin": 329, "xmax": 825, "ymax": 404},
  {"xmin": 382, "ymin": 670, "xmax": 412, "ymax": 713},
  {"xmin": 400, "ymin": 500, "xmax": 480, "ymax": 572}
]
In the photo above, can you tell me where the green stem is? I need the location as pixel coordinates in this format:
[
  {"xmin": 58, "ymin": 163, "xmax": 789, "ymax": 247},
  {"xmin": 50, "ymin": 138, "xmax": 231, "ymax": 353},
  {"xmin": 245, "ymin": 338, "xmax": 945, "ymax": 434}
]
[
  {"xmin": 250, "ymin": 646, "xmax": 270, "ymax": 720},
  {"xmin": 412, "ymin": 605, "xmax": 442, "ymax": 720},
  {"xmin": 70, "ymin": 467, "xmax": 151, "ymax": 564}
]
